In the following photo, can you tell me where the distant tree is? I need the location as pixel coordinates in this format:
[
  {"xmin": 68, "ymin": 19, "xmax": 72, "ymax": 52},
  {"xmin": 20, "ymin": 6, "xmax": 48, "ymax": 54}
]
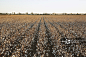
[
  {"xmin": 52, "ymin": 13, "xmax": 56, "ymax": 15},
  {"xmin": 85, "ymin": 13, "xmax": 86, "ymax": 15},
  {"xmin": 19, "ymin": 12, "xmax": 21, "ymax": 15},
  {"xmin": 64, "ymin": 13, "xmax": 67, "ymax": 15},
  {"xmin": 77, "ymin": 13, "xmax": 78, "ymax": 15},
  {"xmin": 6, "ymin": 13, "xmax": 8, "ymax": 15},
  {"xmin": 12, "ymin": 12, "xmax": 14, "ymax": 15},
  {"xmin": 9, "ymin": 13, "xmax": 11, "ymax": 15},
  {"xmin": 71, "ymin": 13, "xmax": 72, "ymax": 15},
  {"xmin": 0, "ymin": 13, "xmax": 2, "ymax": 15},
  {"xmin": 44, "ymin": 13, "xmax": 47, "ymax": 15},
  {"xmin": 35, "ymin": 13, "xmax": 37, "ymax": 15},
  {"xmin": 26, "ymin": 12, "xmax": 28, "ymax": 15},
  {"xmin": 62, "ymin": 13, "xmax": 67, "ymax": 15},
  {"xmin": 62, "ymin": 13, "xmax": 65, "ymax": 15},
  {"xmin": 14, "ymin": 12, "xmax": 15, "ymax": 15},
  {"xmin": 31, "ymin": 12, "xmax": 33, "ymax": 15}
]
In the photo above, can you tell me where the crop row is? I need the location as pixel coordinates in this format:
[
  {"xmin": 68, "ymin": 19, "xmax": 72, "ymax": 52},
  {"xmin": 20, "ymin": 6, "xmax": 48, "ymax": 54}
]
[{"xmin": 0, "ymin": 17, "xmax": 86, "ymax": 57}]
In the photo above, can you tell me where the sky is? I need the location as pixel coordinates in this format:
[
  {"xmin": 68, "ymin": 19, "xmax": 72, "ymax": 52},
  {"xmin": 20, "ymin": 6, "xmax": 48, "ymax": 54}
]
[{"xmin": 0, "ymin": 0, "xmax": 86, "ymax": 13}]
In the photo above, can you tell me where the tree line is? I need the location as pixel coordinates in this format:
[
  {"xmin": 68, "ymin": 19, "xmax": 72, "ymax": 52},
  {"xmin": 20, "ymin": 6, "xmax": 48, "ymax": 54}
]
[{"xmin": 0, "ymin": 12, "xmax": 86, "ymax": 15}]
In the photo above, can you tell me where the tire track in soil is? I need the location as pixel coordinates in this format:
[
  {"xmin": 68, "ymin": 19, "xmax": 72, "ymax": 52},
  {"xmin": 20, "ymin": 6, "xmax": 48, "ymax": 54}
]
[
  {"xmin": 43, "ymin": 17, "xmax": 55, "ymax": 57},
  {"xmin": 29, "ymin": 18, "xmax": 42, "ymax": 57},
  {"xmin": 0, "ymin": 20, "xmax": 38, "ymax": 57}
]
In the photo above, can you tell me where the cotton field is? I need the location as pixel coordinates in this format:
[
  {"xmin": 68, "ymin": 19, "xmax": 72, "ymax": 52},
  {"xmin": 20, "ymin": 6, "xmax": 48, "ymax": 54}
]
[{"xmin": 0, "ymin": 15, "xmax": 86, "ymax": 57}]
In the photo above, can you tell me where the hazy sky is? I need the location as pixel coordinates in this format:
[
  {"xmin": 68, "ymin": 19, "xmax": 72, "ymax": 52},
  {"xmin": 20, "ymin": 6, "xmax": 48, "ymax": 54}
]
[{"xmin": 0, "ymin": 0, "xmax": 86, "ymax": 13}]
